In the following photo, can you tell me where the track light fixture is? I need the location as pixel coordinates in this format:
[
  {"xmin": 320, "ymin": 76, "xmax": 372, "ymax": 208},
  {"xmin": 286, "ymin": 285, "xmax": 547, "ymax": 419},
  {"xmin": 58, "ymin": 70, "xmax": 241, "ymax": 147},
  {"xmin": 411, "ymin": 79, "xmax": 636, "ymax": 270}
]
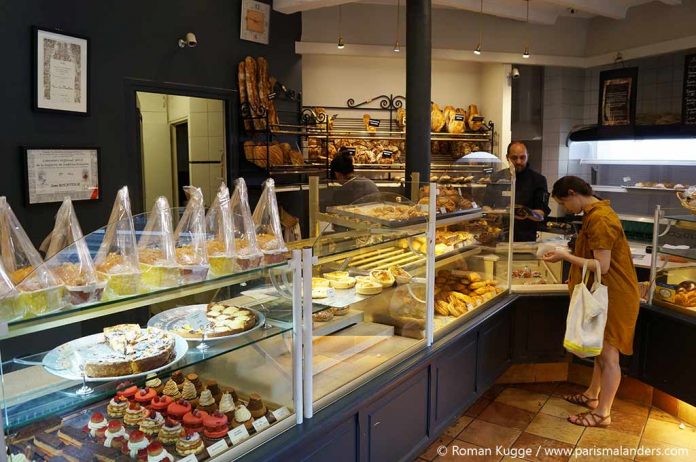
[
  {"xmin": 337, "ymin": 5, "xmax": 345, "ymax": 49},
  {"xmin": 523, "ymin": 0, "xmax": 531, "ymax": 59},
  {"xmin": 474, "ymin": 0, "xmax": 483, "ymax": 55},
  {"xmin": 394, "ymin": 0, "xmax": 401, "ymax": 52}
]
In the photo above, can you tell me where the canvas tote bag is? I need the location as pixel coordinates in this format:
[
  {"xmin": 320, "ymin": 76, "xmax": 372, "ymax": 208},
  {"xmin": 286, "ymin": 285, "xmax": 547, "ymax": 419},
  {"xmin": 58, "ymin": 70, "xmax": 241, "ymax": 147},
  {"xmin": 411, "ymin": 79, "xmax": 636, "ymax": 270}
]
[{"xmin": 563, "ymin": 260, "xmax": 608, "ymax": 358}]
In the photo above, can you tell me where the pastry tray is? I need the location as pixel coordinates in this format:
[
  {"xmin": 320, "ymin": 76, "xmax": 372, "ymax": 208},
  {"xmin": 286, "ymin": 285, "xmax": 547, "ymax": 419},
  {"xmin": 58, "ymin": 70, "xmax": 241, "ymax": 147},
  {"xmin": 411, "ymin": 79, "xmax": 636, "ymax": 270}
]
[
  {"xmin": 42, "ymin": 332, "xmax": 189, "ymax": 382},
  {"xmin": 147, "ymin": 304, "xmax": 266, "ymax": 344},
  {"xmin": 326, "ymin": 202, "xmax": 480, "ymax": 228}
]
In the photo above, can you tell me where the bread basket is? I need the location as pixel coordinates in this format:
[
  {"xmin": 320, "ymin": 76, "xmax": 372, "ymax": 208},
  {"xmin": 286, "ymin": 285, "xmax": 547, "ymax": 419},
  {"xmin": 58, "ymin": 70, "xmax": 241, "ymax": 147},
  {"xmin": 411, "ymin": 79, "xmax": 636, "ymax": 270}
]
[{"xmin": 676, "ymin": 191, "xmax": 696, "ymax": 215}]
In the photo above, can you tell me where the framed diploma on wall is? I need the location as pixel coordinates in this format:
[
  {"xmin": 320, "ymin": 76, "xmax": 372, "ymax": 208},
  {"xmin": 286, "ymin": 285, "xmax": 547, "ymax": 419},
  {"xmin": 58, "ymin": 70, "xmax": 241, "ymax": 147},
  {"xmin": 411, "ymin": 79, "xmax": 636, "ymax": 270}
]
[
  {"xmin": 33, "ymin": 27, "xmax": 89, "ymax": 114},
  {"xmin": 598, "ymin": 67, "xmax": 638, "ymax": 126},
  {"xmin": 23, "ymin": 147, "xmax": 100, "ymax": 205}
]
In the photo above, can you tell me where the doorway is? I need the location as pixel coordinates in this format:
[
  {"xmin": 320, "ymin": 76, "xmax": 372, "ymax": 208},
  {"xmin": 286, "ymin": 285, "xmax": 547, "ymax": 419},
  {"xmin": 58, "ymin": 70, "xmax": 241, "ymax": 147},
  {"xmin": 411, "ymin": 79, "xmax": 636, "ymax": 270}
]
[{"xmin": 173, "ymin": 122, "xmax": 190, "ymax": 207}]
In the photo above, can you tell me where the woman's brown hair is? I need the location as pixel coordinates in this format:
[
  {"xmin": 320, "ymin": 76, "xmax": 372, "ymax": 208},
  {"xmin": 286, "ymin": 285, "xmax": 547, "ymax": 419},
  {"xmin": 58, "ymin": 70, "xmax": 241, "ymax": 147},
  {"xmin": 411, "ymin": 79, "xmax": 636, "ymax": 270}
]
[{"xmin": 551, "ymin": 176, "xmax": 593, "ymax": 198}]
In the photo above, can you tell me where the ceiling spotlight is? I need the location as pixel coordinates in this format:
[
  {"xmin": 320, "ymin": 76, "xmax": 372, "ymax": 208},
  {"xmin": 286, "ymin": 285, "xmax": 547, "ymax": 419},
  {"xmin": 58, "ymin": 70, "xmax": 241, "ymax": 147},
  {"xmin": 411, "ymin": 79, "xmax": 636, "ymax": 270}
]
[
  {"xmin": 337, "ymin": 6, "xmax": 345, "ymax": 49},
  {"xmin": 523, "ymin": 46, "xmax": 530, "ymax": 59},
  {"xmin": 337, "ymin": 36, "xmax": 345, "ymax": 49},
  {"xmin": 474, "ymin": 43, "xmax": 482, "ymax": 55}
]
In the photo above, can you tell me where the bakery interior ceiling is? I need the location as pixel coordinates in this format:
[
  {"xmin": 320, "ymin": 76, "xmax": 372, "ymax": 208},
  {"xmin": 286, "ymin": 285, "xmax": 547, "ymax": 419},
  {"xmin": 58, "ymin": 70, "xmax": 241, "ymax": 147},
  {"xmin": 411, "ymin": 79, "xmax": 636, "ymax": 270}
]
[{"xmin": 274, "ymin": 0, "xmax": 681, "ymax": 25}]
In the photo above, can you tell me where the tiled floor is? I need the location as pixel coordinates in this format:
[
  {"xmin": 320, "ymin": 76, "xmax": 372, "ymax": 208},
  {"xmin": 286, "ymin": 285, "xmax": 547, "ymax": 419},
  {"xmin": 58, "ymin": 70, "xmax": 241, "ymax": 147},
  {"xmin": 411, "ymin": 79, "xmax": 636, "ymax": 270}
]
[{"xmin": 417, "ymin": 382, "xmax": 696, "ymax": 462}]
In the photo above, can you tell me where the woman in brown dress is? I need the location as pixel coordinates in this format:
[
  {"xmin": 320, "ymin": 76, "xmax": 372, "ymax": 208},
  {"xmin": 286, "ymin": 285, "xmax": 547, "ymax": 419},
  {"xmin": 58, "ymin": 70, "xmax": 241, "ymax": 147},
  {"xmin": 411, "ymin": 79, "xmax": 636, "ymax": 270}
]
[{"xmin": 542, "ymin": 176, "xmax": 640, "ymax": 428}]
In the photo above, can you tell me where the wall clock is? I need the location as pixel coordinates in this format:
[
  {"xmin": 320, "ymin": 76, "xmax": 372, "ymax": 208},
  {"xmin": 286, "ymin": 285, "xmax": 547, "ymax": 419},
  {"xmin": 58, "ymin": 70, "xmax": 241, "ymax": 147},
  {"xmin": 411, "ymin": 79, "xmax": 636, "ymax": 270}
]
[{"xmin": 241, "ymin": 0, "xmax": 270, "ymax": 45}]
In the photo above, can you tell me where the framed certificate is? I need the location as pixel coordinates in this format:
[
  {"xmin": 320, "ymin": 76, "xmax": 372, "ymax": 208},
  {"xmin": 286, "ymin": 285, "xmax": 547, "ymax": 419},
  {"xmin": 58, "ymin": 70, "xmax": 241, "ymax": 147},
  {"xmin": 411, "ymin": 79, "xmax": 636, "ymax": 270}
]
[
  {"xmin": 240, "ymin": 0, "xmax": 270, "ymax": 45},
  {"xmin": 23, "ymin": 147, "xmax": 100, "ymax": 205},
  {"xmin": 33, "ymin": 27, "xmax": 89, "ymax": 114},
  {"xmin": 598, "ymin": 67, "xmax": 637, "ymax": 127}
]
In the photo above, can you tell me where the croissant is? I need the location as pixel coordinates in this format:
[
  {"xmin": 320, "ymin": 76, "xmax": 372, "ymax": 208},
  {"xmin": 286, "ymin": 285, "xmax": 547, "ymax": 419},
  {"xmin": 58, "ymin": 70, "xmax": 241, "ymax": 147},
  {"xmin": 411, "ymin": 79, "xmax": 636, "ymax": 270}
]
[{"xmin": 431, "ymin": 103, "xmax": 446, "ymax": 132}]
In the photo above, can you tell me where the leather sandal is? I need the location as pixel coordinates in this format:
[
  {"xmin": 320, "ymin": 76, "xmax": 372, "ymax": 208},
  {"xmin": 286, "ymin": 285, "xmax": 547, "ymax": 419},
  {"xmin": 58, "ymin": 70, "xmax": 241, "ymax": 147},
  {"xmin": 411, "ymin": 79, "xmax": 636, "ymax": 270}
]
[
  {"xmin": 568, "ymin": 411, "xmax": 611, "ymax": 428},
  {"xmin": 564, "ymin": 393, "xmax": 599, "ymax": 409}
]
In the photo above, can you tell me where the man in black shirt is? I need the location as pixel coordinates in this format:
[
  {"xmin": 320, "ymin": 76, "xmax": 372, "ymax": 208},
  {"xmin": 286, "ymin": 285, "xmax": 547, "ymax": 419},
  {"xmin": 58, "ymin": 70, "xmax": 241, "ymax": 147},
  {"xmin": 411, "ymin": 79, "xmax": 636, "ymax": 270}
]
[{"xmin": 487, "ymin": 141, "xmax": 550, "ymax": 242}]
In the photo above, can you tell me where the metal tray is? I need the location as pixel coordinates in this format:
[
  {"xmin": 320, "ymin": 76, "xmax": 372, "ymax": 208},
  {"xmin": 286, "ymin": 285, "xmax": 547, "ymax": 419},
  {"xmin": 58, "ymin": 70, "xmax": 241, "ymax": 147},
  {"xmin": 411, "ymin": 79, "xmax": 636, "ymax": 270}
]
[{"xmin": 327, "ymin": 202, "xmax": 480, "ymax": 228}]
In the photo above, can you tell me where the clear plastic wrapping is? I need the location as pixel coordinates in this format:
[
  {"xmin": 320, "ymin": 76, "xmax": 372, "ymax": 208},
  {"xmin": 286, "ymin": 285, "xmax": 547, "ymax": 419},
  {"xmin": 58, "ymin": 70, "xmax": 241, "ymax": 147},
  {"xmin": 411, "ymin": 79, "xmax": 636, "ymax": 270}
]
[
  {"xmin": 94, "ymin": 187, "xmax": 141, "ymax": 297},
  {"xmin": 46, "ymin": 197, "xmax": 105, "ymax": 305},
  {"xmin": 0, "ymin": 196, "xmax": 65, "ymax": 318},
  {"xmin": 230, "ymin": 178, "xmax": 263, "ymax": 270},
  {"xmin": 253, "ymin": 178, "xmax": 289, "ymax": 264},
  {"xmin": 138, "ymin": 196, "xmax": 179, "ymax": 289},
  {"xmin": 205, "ymin": 183, "xmax": 237, "ymax": 276},
  {"xmin": 175, "ymin": 186, "xmax": 209, "ymax": 283},
  {"xmin": 0, "ymin": 260, "xmax": 18, "ymax": 322}
]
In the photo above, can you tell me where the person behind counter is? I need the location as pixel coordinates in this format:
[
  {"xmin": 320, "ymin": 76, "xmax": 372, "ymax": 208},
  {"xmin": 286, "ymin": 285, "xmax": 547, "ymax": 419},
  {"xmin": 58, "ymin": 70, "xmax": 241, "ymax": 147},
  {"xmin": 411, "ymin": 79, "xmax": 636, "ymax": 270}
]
[
  {"xmin": 321, "ymin": 149, "xmax": 380, "ymax": 209},
  {"xmin": 487, "ymin": 142, "xmax": 550, "ymax": 241},
  {"xmin": 542, "ymin": 176, "xmax": 639, "ymax": 429}
]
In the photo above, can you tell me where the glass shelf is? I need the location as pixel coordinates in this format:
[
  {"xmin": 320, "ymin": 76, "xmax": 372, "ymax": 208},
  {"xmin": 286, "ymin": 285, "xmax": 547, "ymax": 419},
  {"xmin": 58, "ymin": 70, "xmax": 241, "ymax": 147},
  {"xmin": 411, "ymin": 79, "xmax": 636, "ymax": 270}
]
[
  {"xmin": 665, "ymin": 213, "xmax": 696, "ymax": 225},
  {"xmin": 658, "ymin": 247, "xmax": 696, "ymax": 261}
]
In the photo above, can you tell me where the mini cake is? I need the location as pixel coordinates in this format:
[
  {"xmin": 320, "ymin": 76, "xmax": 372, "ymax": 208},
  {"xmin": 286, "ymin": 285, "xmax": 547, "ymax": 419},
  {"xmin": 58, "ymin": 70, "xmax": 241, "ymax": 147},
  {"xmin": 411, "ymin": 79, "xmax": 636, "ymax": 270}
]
[
  {"xmin": 180, "ymin": 380, "xmax": 198, "ymax": 406},
  {"xmin": 226, "ymin": 387, "xmax": 240, "ymax": 404},
  {"xmin": 103, "ymin": 421, "xmax": 129, "ymax": 448},
  {"xmin": 161, "ymin": 379, "xmax": 181, "ymax": 400},
  {"xmin": 247, "ymin": 393, "xmax": 267, "ymax": 419},
  {"xmin": 107, "ymin": 396, "xmax": 130, "ymax": 418},
  {"xmin": 231, "ymin": 405, "xmax": 254, "ymax": 431},
  {"xmin": 134, "ymin": 387, "xmax": 157, "ymax": 405},
  {"xmin": 182, "ymin": 409, "xmax": 208, "ymax": 434},
  {"xmin": 166, "ymin": 399, "xmax": 191, "ymax": 422},
  {"xmin": 86, "ymin": 412, "xmax": 108, "ymax": 438},
  {"xmin": 176, "ymin": 432, "xmax": 205, "ymax": 457},
  {"xmin": 145, "ymin": 373, "xmax": 165, "ymax": 394},
  {"xmin": 171, "ymin": 371, "xmax": 185, "ymax": 390},
  {"xmin": 122, "ymin": 430, "xmax": 149, "ymax": 459},
  {"xmin": 139, "ymin": 410, "xmax": 165, "ymax": 436},
  {"xmin": 149, "ymin": 396, "xmax": 173, "ymax": 416},
  {"xmin": 124, "ymin": 402, "xmax": 148, "ymax": 427},
  {"xmin": 206, "ymin": 381, "xmax": 223, "ymax": 403},
  {"xmin": 146, "ymin": 441, "xmax": 173, "ymax": 462},
  {"xmin": 186, "ymin": 373, "xmax": 204, "ymax": 394},
  {"xmin": 218, "ymin": 392, "xmax": 236, "ymax": 421},
  {"xmin": 59, "ymin": 425, "xmax": 88, "ymax": 447},
  {"xmin": 157, "ymin": 418, "xmax": 184, "ymax": 445},
  {"xmin": 202, "ymin": 411, "xmax": 229, "ymax": 439},
  {"xmin": 197, "ymin": 389, "xmax": 216, "ymax": 413},
  {"xmin": 116, "ymin": 385, "xmax": 138, "ymax": 401}
]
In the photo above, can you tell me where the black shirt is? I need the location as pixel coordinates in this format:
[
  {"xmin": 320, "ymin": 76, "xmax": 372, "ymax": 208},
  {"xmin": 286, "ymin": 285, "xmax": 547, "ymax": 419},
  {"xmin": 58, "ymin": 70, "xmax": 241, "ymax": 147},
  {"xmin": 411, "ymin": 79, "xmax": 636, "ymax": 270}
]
[{"xmin": 487, "ymin": 166, "xmax": 550, "ymax": 242}]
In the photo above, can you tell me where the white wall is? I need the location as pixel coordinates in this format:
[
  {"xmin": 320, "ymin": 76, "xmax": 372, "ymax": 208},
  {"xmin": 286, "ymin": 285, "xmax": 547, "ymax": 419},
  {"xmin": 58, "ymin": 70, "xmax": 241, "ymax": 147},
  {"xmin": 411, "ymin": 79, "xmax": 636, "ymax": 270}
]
[
  {"xmin": 138, "ymin": 92, "xmax": 173, "ymax": 210},
  {"xmin": 480, "ymin": 63, "xmax": 512, "ymax": 160}
]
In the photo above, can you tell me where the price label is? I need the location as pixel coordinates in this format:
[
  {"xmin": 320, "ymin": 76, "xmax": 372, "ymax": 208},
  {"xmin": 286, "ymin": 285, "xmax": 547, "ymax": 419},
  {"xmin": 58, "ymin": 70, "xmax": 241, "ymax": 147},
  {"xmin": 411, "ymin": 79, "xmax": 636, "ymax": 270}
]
[
  {"xmin": 272, "ymin": 407, "xmax": 291, "ymax": 421},
  {"xmin": 381, "ymin": 150, "xmax": 393, "ymax": 158},
  {"xmin": 345, "ymin": 147, "xmax": 356, "ymax": 156},
  {"xmin": 207, "ymin": 439, "xmax": 229, "ymax": 457},
  {"xmin": 252, "ymin": 416, "xmax": 270, "ymax": 432},
  {"xmin": 368, "ymin": 119, "xmax": 381, "ymax": 127},
  {"xmin": 502, "ymin": 191, "xmax": 512, "ymax": 197},
  {"xmin": 228, "ymin": 425, "xmax": 250, "ymax": 445},
  {"xmin": 483, "ymin": 167, "xmax": 493, "ymax": 174},
  {"xmin": 440, "ymin": 207, "xmax": 447, "ymax": 214},
  {"xmin": 454, "ymin": 114, "xmax": 465, "ymax": 121},
  {"xmin": 179, "ymin": 455, "xmax": 198, "ymax": 462},
  {"xmin": 269, "ymin": 92, "xmax": 277, "ymax": 100},
  {"xmin": 472, "ymin": 115, "xmax": 485, "ymax": 122},
  {"xmin": 188, "ymin": 311, "xmax": 209, "ymax": 331}
]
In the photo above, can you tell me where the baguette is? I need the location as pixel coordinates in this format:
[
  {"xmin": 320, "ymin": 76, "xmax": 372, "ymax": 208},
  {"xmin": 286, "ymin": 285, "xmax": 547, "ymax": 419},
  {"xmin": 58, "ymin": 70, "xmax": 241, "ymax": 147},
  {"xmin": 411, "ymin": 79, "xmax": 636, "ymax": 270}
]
[
  {"xmin": 238, "ymin": 62, "xmax": 253, "ymax": 132},
  {"xmin": 244, "ymin": 56, "xmax": 264, "ymax": 130},
  {"xmin": 257, "ymin": 57, "xmax": 278, "ymax": 131}
]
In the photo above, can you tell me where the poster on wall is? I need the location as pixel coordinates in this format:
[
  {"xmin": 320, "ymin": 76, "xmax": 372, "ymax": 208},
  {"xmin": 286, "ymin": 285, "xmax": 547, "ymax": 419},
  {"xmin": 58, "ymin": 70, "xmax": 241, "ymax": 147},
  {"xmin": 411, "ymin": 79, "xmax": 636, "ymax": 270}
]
[
  {"xmin": 598, "ymin": 67, "xmax": 638, "ymax": 126},
  {"xmin": 681, "ymin": 54, "xmax": 696, "ymax": 125},
  {"xmin": 23, "ymin": 148, "xmax": 100, "ymax": 205},
  {"xmin": 34, "ymin": 27, "xmax": 89, "ymax": 114},
  {"xmin": 240, "ymin": 0, "xmax": 270, "ymax": 44}
]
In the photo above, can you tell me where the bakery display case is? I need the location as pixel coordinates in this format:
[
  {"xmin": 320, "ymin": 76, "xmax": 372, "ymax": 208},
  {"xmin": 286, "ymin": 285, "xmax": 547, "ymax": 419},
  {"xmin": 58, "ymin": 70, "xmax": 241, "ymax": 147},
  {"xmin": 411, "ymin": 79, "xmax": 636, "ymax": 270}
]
[
  {"xmin": 0, "ymin": 190, "xmax": 302, "ymax": 461},
  {"xmin": 650, "ymin": 205, "xmax": 696, "ymax": 316}
]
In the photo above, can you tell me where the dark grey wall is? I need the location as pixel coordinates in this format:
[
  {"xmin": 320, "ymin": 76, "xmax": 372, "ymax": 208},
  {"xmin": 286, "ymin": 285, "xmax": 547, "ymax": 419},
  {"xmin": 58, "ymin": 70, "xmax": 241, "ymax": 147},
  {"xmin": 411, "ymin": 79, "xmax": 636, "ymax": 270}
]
[{"xmin": 0, "ymin": 0, "xmax": 301, "ymax": 244}]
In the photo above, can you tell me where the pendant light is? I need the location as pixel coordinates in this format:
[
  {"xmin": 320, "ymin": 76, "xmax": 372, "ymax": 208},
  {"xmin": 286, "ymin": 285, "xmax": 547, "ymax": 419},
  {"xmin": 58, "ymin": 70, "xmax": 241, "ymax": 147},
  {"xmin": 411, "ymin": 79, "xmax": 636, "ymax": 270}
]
[
  {"xmin": 394, "ymin": 0, "xmax": 401, "ymax": 52},
  {"xmin": 474, "ymin": 0, "xmax": 483, "ymax": 55},
  {"xmin": 522, "ymin": 0, "xmax": 530, "ymax": 58},
  {"xmin": 337, "ymin": 5, "xmax": 345, "ymax": 49}
]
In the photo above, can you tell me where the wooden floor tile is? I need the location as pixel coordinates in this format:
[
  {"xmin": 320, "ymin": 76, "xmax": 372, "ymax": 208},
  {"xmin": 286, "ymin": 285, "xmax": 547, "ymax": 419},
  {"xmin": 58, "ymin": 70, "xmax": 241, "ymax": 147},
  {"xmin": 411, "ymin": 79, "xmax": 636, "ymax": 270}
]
[
  {"xmin": 526, "ymin": 413, "xmax": 585, "ymax": 446},
  {"xmin": 636, "ymin": 438, "xmax": 695, "ymax": 462},
  {"xmin": 457, "ymin": 419, "xmax": 521, "ymax": 450},
  {"xmin": 643, "ymin": 418, "xmax": 696, "ymax": 450},
  {"xmin": 539, "ymin": 396, "xmax": 588, "ymax": 419},
  {"xmin": 444, "ymin": 415, "xmax": 474, "ymax": 438},
  {"xmin": 511, "ymin": 431, "xmax": 575, "ymax": 462},
  {"xmin": 465, "ymin": 397, "xmax": 492, "ymax": 418},
  {"xmin": 478, "ymin": 402, "xmax": 536, "ymax": 431},
  {"xmin": 495, "ymin": 388, "xmax": 549, "ymax": 413},
  {"xmin": 577, "ymin": 426, "xmax": 641, "ymax": 451}
]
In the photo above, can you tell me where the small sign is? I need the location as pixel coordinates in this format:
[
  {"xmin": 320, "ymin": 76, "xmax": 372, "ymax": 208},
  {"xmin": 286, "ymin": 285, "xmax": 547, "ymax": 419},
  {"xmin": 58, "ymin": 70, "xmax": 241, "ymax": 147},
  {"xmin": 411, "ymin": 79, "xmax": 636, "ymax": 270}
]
[
  {"xmin": 272, "ymin": 406, "xmax": 291, "ymax": 421},
  {"xmin": 253, "ymin": 416, "xmax": 270, "ymax": 432},
  {"xmin": 268, "ymin": 92, "xmax": 277, "ymax": 100},
  {"xmin": 472, "ymin": 116, "xmax": 485, "ymax": 122},
  {"xmin": 439, "ymin": 207, "xmax": 447, "ymax": 214},
  {"xmin": 188, "ymin": 311, "xmax": 210, "ymax": 331},
  {"xmin": 345, "ymin": 147, "xmax": 356, "ymax": 156},
  {"xmin": 228, "ymin": 425, "xmax": 250, "ymax": 445},
  {"xmin": 368, "ymin": 119, "xmax": 380, "ymax": 127},
  {"xmin": 483, "ymin": 168, "xmax": 493, "ymax": 174},
  {"xmin": 471, "ymin": 202, "xmax": 478, "ymax": 209},
  {"xmin": 502, "ymin": 191, "xmax": 512, "ymax": 197},
  {"xmin": 179, "ymin": 455, "xmax": 198, "ymax": 462},
  {"xmin": 623, "ymin": 176, "xmax": 631, "ymax": 183},
  {"xmin": 207, "ymin": 439, "xmax": 229, "ymax": 457},
  {"xmin": 454, "ymin": 114, "xmax": 465, "ymax": 121},
  {"xmin": 381, "ymin": 150, "xmax": 393, "ymax": 158}
]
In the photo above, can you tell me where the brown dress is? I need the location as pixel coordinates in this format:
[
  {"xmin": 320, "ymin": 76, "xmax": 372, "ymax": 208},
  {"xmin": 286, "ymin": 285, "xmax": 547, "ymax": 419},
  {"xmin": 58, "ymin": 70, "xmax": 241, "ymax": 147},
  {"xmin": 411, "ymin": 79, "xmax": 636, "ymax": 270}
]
[{"xmin": 568, "ymin": 200, "xmax": 640, "ymax": 355}]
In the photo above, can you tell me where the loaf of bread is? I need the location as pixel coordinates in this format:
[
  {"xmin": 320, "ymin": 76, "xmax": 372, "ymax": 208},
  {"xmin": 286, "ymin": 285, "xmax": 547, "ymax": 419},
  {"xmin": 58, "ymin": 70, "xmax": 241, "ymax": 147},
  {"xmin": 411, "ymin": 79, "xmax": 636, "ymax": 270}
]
[
  {"xmin": 257, "ymin": 57, "xmax": 278, "ymax": 130},
  {"xmin": 467, "ymin": 104, "xmax": 483, "ymax": 131},
  {"xmin": 431, "ymin": 103, "xmax": 446, "ymax": 132},
  {"xmin": 363, "ymin": 114, "xmax": 377, "ymax": 133},
  {"xmin": 446, "ymin": 107, "xmax": 466, "ymax": 134},
  {"xmin": 396, "ymin": 107, "xmax": 406, "ymax": 131},
  {"xmin": 244, "ymin": 56, "xmax": 264, "ymax": 130}
]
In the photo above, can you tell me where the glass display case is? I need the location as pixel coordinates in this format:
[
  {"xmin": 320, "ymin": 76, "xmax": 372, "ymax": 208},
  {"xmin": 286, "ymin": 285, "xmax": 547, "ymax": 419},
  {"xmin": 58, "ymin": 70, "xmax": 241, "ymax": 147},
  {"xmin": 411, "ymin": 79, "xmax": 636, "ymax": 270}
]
[
  {"xmin": 0, "ymin": 206, "xmax": 302, "ymax": 462},
  {"xmin": 650, "ymin": 206, "xmax": 696, "ymax": 316}
]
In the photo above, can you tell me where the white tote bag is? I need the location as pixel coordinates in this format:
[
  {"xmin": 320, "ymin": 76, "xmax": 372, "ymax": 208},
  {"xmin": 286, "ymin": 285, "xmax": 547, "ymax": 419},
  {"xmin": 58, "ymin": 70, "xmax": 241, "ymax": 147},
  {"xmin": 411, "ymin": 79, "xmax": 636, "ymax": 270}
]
[{"xmin": 563, "ymin": 260, "xmax": 608, "ymax": 358}]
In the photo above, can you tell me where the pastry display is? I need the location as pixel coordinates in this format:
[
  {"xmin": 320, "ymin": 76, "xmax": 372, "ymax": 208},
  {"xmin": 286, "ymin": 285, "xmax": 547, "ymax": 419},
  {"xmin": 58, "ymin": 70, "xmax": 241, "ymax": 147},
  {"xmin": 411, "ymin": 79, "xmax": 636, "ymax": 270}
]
[
  {"xmin": 674, "ymin": 281, "xmax": 696, "ymax": 307},
  {"xmin": 107, "ymin": 396, "xmax": 129, "ymax": 418},
  {"xmin": 330, "ymin": 276, "xmax": 356, "ymax": 289},
  {"xmin": 231, "ymin": 405, "xmax": 254, "ymax": 431},
  {"xmin": 187, "ymin": 374, "xmax": 201, "ymax": 394},
  {"xmin": 146, "ymin": 441, "xmax": 173, "ymax": 462},
  {"xmin": 124, "ymin": 402, "xmax": 149, "ymax": 427},
  {"xmin": 311, "ymin": 287, "xmax": 329, "ymax": 299},
  {"xmin": 123, "ymin": 430, "xmax": 149, "ymax": 459},
  {"xmin": 134, "ymin": 387, "xmax": 157, "ymax": 404},
  {"xmin": 202, "ymin": 411, "xmax": 229, "ymax": 439},
  {"xmin": 149, "ymin": 395, "xmax": 173, "ymax": 415},
  {"xmin": 58, "ymin": 425, "xmax": 87, "ymax": 447},
  {"xmin": 116, "ymin": 385, "xmax": 138, "ymax": 401},
  {"xmin": 331, "ymin": 305, "xmax": 350, "ymax": 316},
  {"xmin": 337, "ymin": 203, "xmax": 427, "ymax": 223},
  {"xmin": 312, "ymin": 309, "xmax": 334, "ymax": 322},
  {"xmin": 206, "ymin": 381, "xmax": 223, "ymax": 403},
  {"xmin": 173, "ymin": 302, "xmax": 258, "ymax": 339},
  {"xmin": 389, "ymin": 265, "xmax": 412, "ymax": 284},
  {"xmin": 418, "ymin": 186, "xmax": 474, "ymax": 212},
  {"xmin": 411, "ymin": 230, "xmax": 475, "ymax": 256},
  {"xmin": 197, "ymin": 389, "xmax": 216, "ymax": 413},
  {"xmin": 145, "ymin": 373, "xmax": 165, "ymax": 394},
  {"xmin": 247, "ymin": 393, "xmax": 267, "ymax": 419},
  {"xmin": 171, "ymin": 371, "xmax": 185, "ymax": 389},
  {"xmin": 356, "ymin": 280, "xmax": 383, "ymax": 295},
  {"xmin": 166, "ymin": 399, "xmax": 192, "ymax": 422},
  {"xmin": 180, "ymin": 380, "xmax": 198, "ymax": 405},
  {"xmin": 82, "ymin": 324, "xmax": 176, "ymax": 378},
  {"xmin": 103, "ymin": 421, "xmax": 129, "ymax": 448},
  {"xmin": 161, "ymin": 379, "xmax": 181, "ymax": 400},
  {"xmin": 218, "ymin": 392, "xmax": 236, "ymax": 420},
  {"xmin": 139, "ymin": 410, "xmax": 165, "ymax": 436},
  {"xmin": 86, "ymin": 412, "xmax": 108, "ymax": 438},
  {"xmin": 33, "ymin": 432, "xmax": 65, "ymax": 457},
  {"xmin": 312, "ymin": 277, "xmax": 331, "ymax": 288},
  {"xmin": 157, "ymin": 418, "xmax": 184, "ymax": 445},
  {"xmin": 370, "ymin": 270, "xmax": 395, "ymax": 288},
  {"xmin": 182, "ymin": 410, "xmax": 208, "ymax": 434},
  {"xmin": 176, "ymin": 432, "xmax": 205, "ymax": 457},
  {"xmin": 433, "ymin": 270, "xmax": 502, "ymax": 317},
  {"xmin": 323, "ymin": 271, "xmax": 349, "ymax": 281}
]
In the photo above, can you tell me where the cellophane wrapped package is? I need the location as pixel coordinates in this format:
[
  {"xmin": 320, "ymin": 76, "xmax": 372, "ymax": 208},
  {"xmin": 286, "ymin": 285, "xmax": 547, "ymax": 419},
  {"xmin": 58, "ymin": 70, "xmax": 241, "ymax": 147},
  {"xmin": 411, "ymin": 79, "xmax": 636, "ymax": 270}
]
[
  {"xmin": 0, "ymin": 260, "xmax": 18, "ymax": 322},
  {"xmin": 46, "ymin": 197, "xmax": 105, "ymax": 306},
  {"xmin": 230, "ymin": 178, "xmax": 263, "ymax": 270},
  {"xmin": 0, "ymin": 196, "xmax": 65, "ymax": 319},
  {"xmin": 206, "ymin": 183, "xmax": 237, "ymax": 276},
  {"xmin": 253, "ymin": 178, "xmax": 289, "ymax": 264},
  {"xmin": 175, "ymin": 186, "xmax": 209, "ymax": 283},
  {"xmin": 138, "ymin": 196, "xmax": 179, "ymax": 289},
  {"xmin": 94, "ymin": 187, "xmax": 141, "ymax": 297}
]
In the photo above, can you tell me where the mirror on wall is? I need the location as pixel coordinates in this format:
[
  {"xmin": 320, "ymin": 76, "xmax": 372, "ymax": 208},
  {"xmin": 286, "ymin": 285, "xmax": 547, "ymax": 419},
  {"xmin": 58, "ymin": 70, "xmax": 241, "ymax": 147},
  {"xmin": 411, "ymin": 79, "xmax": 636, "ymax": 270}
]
[{"xmin": 136, "ymin": 92, "xmax": 227, "ymax": 209}]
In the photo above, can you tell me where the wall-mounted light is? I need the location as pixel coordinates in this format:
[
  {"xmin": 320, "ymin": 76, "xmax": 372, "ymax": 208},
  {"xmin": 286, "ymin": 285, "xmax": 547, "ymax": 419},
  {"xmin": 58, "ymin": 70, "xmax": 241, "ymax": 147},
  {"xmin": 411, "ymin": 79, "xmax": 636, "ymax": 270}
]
[
  {"xmin": 337, "ymin": 6, "xmax": 345, "ymax": 49},
  {"xmin": 394, "ymin": 0, "xmax": 401, "ymax": 52},
  {"xmin": 178, "ymin": 32, "xmax": 197, "ymax": 48},
  {"xmin": 474, "ymin": 0, "xmax": 483, "ymax": 55}
]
